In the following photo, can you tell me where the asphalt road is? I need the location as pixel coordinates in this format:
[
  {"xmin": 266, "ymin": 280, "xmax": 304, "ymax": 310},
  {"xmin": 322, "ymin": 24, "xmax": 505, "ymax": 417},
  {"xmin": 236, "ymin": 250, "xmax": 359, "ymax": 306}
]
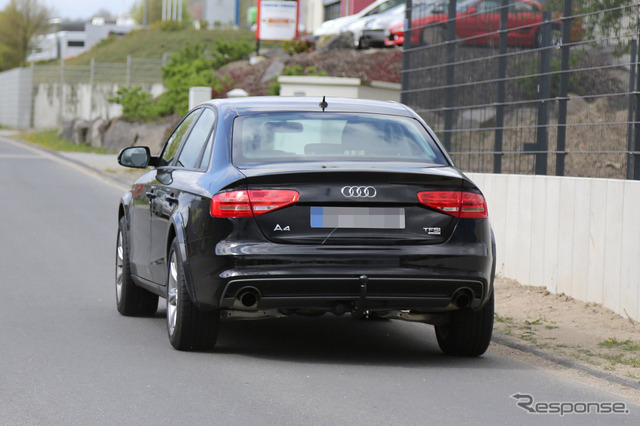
[{"xmin": 1, "ymin": 137, "xmax": 639, "ymax": 425}]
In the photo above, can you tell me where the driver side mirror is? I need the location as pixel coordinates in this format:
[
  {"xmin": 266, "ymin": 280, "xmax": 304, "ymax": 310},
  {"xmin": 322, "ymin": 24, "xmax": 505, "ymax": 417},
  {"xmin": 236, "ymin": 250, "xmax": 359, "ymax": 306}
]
[{"xmin": 118, "ymin": 146, "xmax": 152, "ymax": 169}]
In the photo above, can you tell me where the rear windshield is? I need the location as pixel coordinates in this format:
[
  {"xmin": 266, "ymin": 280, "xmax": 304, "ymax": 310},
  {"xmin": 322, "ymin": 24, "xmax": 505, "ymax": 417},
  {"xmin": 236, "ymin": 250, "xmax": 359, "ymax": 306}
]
[{"xmin": 232, "ymin": 112, "xmax": 448, "ymax": 167}]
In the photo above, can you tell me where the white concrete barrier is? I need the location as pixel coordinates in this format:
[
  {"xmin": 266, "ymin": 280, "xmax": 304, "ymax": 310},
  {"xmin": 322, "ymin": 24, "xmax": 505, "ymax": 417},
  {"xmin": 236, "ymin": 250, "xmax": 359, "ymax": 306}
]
[
  {"xmin": 32, "ymin": 82, "xmax": 165, "ymax": 128},
  {"xmin": 0, "ymin": 68, "xmax": 33, "ymax": 129},
  {"xmin": 468, "ymin": 173, "xmax": 640, "ymax": 321}
]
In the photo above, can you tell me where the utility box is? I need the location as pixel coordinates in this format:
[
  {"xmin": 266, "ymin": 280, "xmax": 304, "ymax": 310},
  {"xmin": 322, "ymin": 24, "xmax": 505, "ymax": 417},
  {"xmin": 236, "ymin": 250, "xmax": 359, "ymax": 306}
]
[
  {"xmin": 189, "ymin": 87, "xmax": 212, "ymax": 109},
  {"xmin": 277, "ymin": 76, "xmax": 401, "ymax": 102}
]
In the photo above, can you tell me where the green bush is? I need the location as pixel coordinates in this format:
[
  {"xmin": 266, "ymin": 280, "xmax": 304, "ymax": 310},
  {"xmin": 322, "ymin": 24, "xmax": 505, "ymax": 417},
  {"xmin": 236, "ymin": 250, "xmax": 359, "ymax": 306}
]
[
  {"xmin": 149, "ymin": 20, "xmax": 189, "ymax": 32},
  {"xmin": 159, "ymin": 42, "xmax": 244, "ymax": 116},
  {"xmin": 512, "ymin": 51, "xmax": 581, "ymax": 99},
  {"xmin": 282, "ymin": 39, "xmax": 313, "ymax": 55},
  {"xmin": 108, "ymin": 87, "xmax": 159, "ymax": 121},
  {"xmin": 109, "ymin": 41, "xmax": 253, "ymax": 120}
]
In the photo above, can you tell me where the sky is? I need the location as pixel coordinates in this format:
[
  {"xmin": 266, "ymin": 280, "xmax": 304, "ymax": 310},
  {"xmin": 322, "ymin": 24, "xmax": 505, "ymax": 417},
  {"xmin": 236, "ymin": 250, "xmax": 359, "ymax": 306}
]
[{"xmin": 0, "ymin": 0, "xmax": 138, "ymax": 21}]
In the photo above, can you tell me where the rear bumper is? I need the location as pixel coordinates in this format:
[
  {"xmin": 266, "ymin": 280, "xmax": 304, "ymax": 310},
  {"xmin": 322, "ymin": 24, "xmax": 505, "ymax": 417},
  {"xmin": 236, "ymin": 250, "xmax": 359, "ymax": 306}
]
[
  {"xmin": 362, "ymin": 30, "xmax": 388, "ymax": 47},
  {"xmin": 219, "ymin": 276, "xmax": 486, "ymax": 312},
  {"xmin": 187, "ymin": 237, "xmax": 494, "ymax": 313}
]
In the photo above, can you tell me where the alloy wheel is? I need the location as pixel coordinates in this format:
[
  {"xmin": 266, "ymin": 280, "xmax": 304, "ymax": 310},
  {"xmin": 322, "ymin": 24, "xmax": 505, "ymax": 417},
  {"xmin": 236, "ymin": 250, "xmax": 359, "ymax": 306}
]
[
  {"xmin": 167, "ymin": 251, "xmax": 179, "ymax": 336},
  {"xmin": 116, "ymin": 231, "xmax": 124, "ymax": 302}
]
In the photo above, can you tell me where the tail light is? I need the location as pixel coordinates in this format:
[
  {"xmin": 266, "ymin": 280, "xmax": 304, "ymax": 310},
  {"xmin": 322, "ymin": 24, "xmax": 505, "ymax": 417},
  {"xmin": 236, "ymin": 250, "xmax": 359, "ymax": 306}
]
[
  {"xmin": 211, "ymin": 190, "xmax": 299, "ymax": 218},
  {"xmin": 417, "ymin": 191, "xmax": 488, "ymax": 219}
]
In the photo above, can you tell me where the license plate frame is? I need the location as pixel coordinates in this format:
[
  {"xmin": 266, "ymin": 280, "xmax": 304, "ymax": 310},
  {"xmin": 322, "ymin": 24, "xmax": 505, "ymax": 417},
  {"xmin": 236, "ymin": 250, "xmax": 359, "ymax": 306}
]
[{"xmin": 310, "ymin": 206, "xmax": 405, "ymax": 229}]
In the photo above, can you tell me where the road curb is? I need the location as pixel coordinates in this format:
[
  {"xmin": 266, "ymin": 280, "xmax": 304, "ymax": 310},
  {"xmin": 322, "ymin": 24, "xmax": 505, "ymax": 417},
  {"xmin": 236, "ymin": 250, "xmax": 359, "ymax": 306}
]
[{"xmin": 493, "ymin": 332, "xmax": 640, "ymax": 391}]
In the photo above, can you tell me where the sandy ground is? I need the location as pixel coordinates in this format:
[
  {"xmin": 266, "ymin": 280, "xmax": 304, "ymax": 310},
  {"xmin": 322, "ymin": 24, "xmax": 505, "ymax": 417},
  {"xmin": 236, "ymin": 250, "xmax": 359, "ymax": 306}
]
[{"xmin": 493, "ymin": 277, "xmax": 640, "ymax": 394}]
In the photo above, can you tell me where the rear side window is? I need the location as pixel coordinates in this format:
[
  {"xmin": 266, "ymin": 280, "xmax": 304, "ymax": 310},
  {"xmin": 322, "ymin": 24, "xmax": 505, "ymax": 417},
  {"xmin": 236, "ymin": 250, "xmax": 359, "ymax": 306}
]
[
  {"xmin": 232, "ymin": 112, "xmax": 447, "ymax": 166},
  {"xmin": 159, "ymin": 110, "xmax": 200, "ymax": 167},
  {"xmin": 176, "ymin": 109, "xmax": 216, "ymax": 169}
]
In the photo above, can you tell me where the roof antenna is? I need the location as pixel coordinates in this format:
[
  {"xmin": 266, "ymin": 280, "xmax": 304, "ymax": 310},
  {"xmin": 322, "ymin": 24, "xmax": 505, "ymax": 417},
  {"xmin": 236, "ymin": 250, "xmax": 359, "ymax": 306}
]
[{"xmin": 319, "ymin": 96, "xmax": 328, "ymax": 112}]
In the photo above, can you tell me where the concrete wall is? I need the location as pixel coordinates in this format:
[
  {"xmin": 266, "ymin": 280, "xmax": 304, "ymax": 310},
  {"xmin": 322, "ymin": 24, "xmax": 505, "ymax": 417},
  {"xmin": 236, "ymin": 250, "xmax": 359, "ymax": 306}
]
[
  {"xmin": 469, "ymin": 173, "xmax": 640, "ymax": 321},
  {"xmin": 32, "ymin": 82, "xmax": 165, "ymax": 129},
  {"xmin": 278, "ymin": 75, "xmax": 400, "ymax": 102},
  {"xmin": 0, "ymin": 68, "xmax": 33, "ymax": 129}
]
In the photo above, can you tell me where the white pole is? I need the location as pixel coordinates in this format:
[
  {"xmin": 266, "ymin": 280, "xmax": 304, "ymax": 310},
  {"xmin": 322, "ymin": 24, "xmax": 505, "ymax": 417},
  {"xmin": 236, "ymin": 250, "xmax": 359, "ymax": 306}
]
[{"xmin": 178, "ymin": 0, "xmax": 182, "ymax": 22}]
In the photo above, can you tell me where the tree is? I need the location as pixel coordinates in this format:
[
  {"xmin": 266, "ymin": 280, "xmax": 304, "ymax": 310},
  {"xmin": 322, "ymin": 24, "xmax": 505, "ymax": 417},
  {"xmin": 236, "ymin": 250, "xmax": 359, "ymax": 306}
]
[{"xmin": 0, "ymin": 0, "xmax": 52, "ymax": 70}]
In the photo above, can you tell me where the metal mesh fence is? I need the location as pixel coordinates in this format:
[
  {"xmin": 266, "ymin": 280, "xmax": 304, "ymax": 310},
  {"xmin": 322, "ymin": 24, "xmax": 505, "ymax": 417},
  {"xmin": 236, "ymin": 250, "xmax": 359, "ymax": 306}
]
[
  {"xmin": 401, "ymin": 0, "xmax": 640, "ymax": 179},
  {"xmin": 32, "ymin": 56, "xmax": 165, "ymax": 86}
]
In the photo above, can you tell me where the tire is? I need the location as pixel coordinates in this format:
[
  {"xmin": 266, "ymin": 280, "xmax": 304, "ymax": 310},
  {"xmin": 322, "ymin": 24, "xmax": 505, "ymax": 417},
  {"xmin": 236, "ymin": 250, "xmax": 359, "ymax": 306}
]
[
  {"xmin": 435, "ymin": 290, "xmax": 494, "ymax": 356},
  {"xmin": 115, "ymin": 216, "xmax": 158, "ymax": 316},
  {"xmin": 166, "ymin": 239, "xmax": 219, "ymax": 351},
  {"xmin": 533, "ymin": 30, "xmax": 542, "ymax": 48}
]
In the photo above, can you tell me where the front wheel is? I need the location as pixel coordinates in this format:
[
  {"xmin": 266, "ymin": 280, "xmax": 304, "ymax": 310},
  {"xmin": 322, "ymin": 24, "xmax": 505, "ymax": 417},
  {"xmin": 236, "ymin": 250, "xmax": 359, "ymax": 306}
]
[
  {"xmin": 115, "ymin": 216, "xmax": 158, "ymax": 316},
  {"xmin": 166, "ymin": 239, "xmax": 219, "ymax": 351},
  {"xmin": 434, "ymin": 291, "xmax": 494, "ymax": 356}
]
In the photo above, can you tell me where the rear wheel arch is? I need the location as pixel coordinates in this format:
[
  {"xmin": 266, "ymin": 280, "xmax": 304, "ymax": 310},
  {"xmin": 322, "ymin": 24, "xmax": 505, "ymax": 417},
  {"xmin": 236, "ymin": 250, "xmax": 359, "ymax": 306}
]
[{"xmin": 166, "ymin": 214, "xmax": 198, "ymax": 304}]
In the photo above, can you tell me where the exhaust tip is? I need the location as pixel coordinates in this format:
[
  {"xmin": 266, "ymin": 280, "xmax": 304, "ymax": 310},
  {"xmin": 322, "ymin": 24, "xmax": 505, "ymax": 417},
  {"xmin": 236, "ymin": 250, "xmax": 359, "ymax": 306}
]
[
  {"xmin": 452, "ymin": 288, "xmax": 473, "ymax": 309},
  {"xmin": 234, "ymin": 287, "xmax": 261, "ymax": 310}
]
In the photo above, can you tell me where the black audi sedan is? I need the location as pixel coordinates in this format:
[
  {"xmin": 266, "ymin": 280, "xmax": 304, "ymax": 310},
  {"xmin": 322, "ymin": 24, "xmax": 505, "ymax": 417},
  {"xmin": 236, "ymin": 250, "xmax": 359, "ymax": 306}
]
[{"xmin": 116, "ymin": 96, "xmax": 495, "ymax": 355}]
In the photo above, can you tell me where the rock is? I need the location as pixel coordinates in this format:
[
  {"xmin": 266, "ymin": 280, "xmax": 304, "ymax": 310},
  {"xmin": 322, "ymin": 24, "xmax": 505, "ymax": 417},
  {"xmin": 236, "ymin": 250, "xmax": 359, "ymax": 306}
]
[
  {"xmin": 102, "ymin": 116, "xmax": 179, "ymax": 155},
  {"xmin": 317, "ymin": 33, "xmax": 354, "ymax": 52},
  {"xmin": 260, "ymin": 55, "xmax": 287, "ymax": 83},
  {"xmin": 58, "ymin": 120, "xmax": 75, "ymax": 141},
  {"xmin": 72, "ymin": 119, "xmax": 90, "ymax": 145},
  {"xmin": 87, "ymin": 119, "xmax": 106, "ymax": 148},
  {"xmin": 227, "ymin": 88, "xmax": 249, "ymax": 97}
]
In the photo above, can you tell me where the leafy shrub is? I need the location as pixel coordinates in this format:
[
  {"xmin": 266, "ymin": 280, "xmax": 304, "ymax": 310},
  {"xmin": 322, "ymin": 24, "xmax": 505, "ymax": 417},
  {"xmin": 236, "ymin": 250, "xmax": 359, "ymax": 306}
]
[
  {"xmin": 108, "ymin": 87, "xmax": 158, "ymax": 121},
  {"xmin": 210, "ymin": 39, "xmax": 254, "ymax": 69},
  {"xmin": 149, "ymin": 20, "xmax": 189, "ymax": 32},
  {"xmin": 282, "ymin": 39, "xmax": 314, "ymax": 55},
  {"xmin": 109, "ymin": 41, "xmax": 253, "ymax": 120}
]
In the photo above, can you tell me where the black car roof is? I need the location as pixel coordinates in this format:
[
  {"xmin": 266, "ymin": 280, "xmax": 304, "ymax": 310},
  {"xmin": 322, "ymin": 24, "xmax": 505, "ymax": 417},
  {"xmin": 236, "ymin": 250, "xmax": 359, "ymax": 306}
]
[{"xmin": 202, "ymin": 96, "xmax": 415, "ymax": 118}]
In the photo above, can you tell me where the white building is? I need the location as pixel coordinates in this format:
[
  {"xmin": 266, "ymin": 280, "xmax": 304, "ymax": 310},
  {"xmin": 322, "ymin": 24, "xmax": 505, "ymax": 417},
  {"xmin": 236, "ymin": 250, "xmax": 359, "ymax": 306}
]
[{"xmin": 27, "ymin": 19, "xmax": 139, "ymax": 62}]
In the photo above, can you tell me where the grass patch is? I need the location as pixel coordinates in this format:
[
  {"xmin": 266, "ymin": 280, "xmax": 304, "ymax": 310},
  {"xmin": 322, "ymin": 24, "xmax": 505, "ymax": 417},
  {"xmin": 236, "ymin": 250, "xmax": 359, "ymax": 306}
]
[
  {"xmin": 494, "ymin": 313, "xmax": 515, "ymax": 324},
  {"xmin": 600, "ymin": 352, "xmax": 640, "ymax": 366},
  {"xmin": 599, "ymin": 338, "xmax": 640, "ymax": 351},
  {"xmin": 65, "ymin": 28, "xmax": 275, "ymax": 65},
  {"xmin": 16, "ymin": 130, "xmax": 109, "ymax": 154}
]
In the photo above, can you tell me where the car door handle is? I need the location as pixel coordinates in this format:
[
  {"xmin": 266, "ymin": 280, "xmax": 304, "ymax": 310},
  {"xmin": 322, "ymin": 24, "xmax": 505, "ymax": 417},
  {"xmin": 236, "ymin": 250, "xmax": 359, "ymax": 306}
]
[
  {"xmin": 146, "ymin": 191, "xmax": 157, "ymax": 199},
  {"xmin": 165, "ymin": 195, "xmax": 178, "ymax": 204}
]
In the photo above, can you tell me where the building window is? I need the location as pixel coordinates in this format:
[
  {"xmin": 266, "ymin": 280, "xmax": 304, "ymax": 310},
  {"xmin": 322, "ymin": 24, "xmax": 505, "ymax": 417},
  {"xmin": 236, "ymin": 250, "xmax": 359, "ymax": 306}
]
[
  {"xmin": 324, "ymin": 1, "xmax": 340, "ymax": 21},
  {"xmin": 67, "ymin": 40, "xmax": 85, "ymax": 47}
]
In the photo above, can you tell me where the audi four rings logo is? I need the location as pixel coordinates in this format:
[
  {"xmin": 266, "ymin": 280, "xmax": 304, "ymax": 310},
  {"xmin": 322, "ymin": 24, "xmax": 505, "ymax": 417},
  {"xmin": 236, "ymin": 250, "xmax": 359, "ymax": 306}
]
[{"xmin": 341, "ymin": 186, "xmax": 377, "ymax": 198}]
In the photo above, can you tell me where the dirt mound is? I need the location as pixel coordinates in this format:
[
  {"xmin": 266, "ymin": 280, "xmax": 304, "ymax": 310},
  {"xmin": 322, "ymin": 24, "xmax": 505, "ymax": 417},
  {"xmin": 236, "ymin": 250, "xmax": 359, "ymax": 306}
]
[{"xmin": 218, "ymin": 49, "xmax": 402, "ymax": 96}]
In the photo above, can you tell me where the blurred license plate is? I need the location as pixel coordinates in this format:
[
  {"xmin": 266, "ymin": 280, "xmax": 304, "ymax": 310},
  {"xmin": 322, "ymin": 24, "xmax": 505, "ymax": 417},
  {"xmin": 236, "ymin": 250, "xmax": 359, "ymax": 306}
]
[{"xmin": 310, "ymin": 207, "xmax": 405, "ymax": 229}]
